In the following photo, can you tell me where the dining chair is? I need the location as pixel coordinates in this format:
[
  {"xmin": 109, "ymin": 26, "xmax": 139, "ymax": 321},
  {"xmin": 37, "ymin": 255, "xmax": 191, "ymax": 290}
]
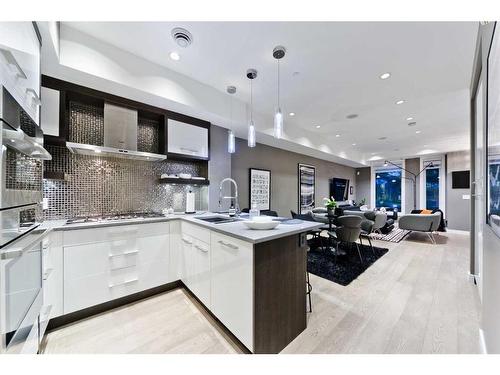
[{"xmin": 330, "ymin": 215, "xmax": 364, "ymax": 263}]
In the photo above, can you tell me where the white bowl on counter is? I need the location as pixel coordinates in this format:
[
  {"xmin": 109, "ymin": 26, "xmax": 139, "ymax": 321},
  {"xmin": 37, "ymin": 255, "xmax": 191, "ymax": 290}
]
[{"xmin": 243, "ymin": 216, "xmax": 280, "ymax": 230}]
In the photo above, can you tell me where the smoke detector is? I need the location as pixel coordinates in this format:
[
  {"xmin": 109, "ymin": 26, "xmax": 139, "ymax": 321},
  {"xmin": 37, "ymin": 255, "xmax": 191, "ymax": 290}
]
[{"xmin": 171, "ymin": 27, "xmax": 193, "ymax": 48}]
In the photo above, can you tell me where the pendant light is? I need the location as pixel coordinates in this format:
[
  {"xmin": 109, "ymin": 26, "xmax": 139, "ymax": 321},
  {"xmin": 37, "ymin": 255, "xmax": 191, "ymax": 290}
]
[
  {"xmin": 246, "ymin": 68, "xmax": 257, "ymax": 148},
  {"xmin": 226, "ymin": 85, "xmax": 236, "ymax": 154},
  {"xmin": 273, "ymin": 46, "xmax": 286, "ymax": 139}
]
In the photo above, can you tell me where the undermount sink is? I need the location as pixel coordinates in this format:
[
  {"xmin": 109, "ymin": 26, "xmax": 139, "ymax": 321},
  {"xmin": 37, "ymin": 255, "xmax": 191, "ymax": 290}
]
[{"xmin": 195, "ymin": 216, "xmax": 242, "ymax": 224}]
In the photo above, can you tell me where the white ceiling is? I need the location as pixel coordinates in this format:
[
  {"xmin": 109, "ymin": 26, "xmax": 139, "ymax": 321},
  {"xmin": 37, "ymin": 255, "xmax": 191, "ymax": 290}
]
[{"xmin": 64, "ymin": 21, "xmax": 479, "ymax": 165}]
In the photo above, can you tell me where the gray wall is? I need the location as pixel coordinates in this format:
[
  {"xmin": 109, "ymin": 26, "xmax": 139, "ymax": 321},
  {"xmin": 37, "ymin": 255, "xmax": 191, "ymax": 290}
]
[
  {"xmin": 355, "ymin": 167, "xmax": 371, "ymax": 206},
  {"xmin": 446, "ymin": 151, "xmax": 471, "ymax": 231},
  {"xmin": 208, "ymin": 125, "xmax": 232, "ymax": 212},
  {"xmin": 404, "ymin": 158, "xmax": 421, "ymax": 214},
  {"xmin": 231, "ymin": 138, "xmax": 357, "ymax": 217}
]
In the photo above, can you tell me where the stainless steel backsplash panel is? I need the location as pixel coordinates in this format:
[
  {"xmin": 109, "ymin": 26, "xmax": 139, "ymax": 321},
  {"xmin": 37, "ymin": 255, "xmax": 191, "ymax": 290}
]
[{"xmin": 43, "ymin": 145, "xmax": 208, "ymax": 220}]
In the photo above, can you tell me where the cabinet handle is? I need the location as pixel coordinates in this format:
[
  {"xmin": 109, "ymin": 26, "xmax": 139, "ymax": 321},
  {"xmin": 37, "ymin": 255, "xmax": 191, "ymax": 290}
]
[
  {"xmin": 218, "ymin": 240, "xmax": 238, "ymax": 250},
  {"xmin": 26, "ymin": 88, "xmax": 41, "ymax": 106},
  {"xmin": 108, "ymin": 278, "xmax": 139, "ymax": 288},
  {"xmin": 43, "ymin": 268, "xmax": 53, "ymax": 281},
  {"xmin": 182, "ymin": 238, "xmax": 193, "ymax": 244},
  {"xmin": 108, "ymin": 250, "xmax": 139, "ymax": 258},
  {"xmin": 0, "ymin": 48, "xmax": 27, "ymax": 79},
  {"xmin": 194, "ymin": 244, "xmax": 209, "ymax": 253},
  {"xmin": 180, "ymin": 147, "xmax": 199, "ymax": 154}
]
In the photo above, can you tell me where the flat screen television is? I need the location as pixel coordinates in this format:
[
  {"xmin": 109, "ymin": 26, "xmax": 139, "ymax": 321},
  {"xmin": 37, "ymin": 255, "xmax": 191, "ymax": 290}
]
[
  {"xmin": 452, "ymin": 170, "xmax": 470, "ymax": 189},
  {"xmin": 329, "ymin": 178, "xmax": 349, "ymax": 201}
]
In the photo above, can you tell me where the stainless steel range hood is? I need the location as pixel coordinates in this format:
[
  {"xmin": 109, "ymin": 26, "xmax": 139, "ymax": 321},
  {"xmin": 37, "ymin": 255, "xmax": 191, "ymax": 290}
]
[{"xmin": 66, "ymin": 103, "xmax": 166, "ymax": 161}]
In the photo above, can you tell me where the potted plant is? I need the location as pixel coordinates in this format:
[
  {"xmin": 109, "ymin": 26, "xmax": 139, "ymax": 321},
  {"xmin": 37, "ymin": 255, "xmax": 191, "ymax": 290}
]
[{"xmin": 323, "ymin": 197, "xmax": 337, "ymax": 216}]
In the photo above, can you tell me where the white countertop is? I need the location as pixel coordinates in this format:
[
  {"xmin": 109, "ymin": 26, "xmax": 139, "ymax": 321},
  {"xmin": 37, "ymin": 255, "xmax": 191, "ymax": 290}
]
[{"xmin": 42, "ymin": 212, "xmax": 323, "ymax": 244}]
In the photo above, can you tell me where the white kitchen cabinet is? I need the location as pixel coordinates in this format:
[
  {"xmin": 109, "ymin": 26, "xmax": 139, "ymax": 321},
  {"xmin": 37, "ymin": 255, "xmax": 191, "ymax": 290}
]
[
  {"xmin": 167, "ymin": 119, "xmax": 209, "ymax": 158},
  {"xmin": 0, "ymin": 22, "xmax": 41, "ymax": 124},
  {"xmin": 191, "ymin": 239, "xmax": 211, "ymax": 308},
  {"xmin": 211, "ymin": 232, "xmax": 254, "ymax": 351},
  {"xmin": 169, "ymin": 220, "xmax": 185, "ymax": 281},
  {"xmin": 42, "ymin": 231, "xmax": 63, "ymax": 319},
  {"xmin": 40, "ymin": 86, "xmax": 60, "ymax": 136},
  {"xmin": 62, "ymin": 222, "xmax": 170, "ymax": 314}
]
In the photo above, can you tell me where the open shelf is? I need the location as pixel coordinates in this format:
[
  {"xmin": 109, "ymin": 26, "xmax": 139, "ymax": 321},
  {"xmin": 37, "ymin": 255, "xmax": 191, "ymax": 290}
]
[{"xmin": 158, "ymin": 177, "xmax": 209, "ymax": 186}]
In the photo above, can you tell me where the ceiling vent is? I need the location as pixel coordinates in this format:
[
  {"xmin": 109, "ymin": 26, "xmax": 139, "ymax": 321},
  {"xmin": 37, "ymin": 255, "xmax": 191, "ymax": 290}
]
[{"xmin": 171, "ymin": 27, "xmax": 193, "ymax": 48}]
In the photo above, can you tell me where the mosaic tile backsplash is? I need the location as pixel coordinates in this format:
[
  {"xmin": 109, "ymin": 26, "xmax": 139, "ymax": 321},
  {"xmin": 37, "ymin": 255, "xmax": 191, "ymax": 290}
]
[{"xmin": 43, "ymin": 145, "xmax": 208, "ymax": 220}]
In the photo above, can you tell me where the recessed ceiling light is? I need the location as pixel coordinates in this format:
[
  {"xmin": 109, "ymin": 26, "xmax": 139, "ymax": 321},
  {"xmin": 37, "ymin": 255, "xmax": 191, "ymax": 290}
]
[
  {"xmin": 408, "ymin": 122, "xmax": 417, "ymax": 127},
  {"xmin": 378, "ymin": 136, "xmax": 387, "ymax": 140},
  {"xmin": 169, "ymin": 52, "xmax": 180, "ymax": 61},
  {"xmin": 352, "ymin": 143, "xmax": 357, "ymax": 146},
  {"xmin": 335, "ymin": 134, "xmax": 340, "ymax": 137},
  {"xmin": 346, "ymin": 114, "xmax": 358, "ymax": 119},
  {"xmin": 406, "ymin": 116, "xmax": 413, "ymax": 121},
  {"xmin": 292, "ymin": 71, "xmax": 300, "ymax": 76},
  {"xmin": 380, "ymin": 72, "xmax": 391, "ymax": 80},
  {"xmin": 396, "ymin": 100, "xmax": 405, "ymax": 105},
  {"xmin": 316, "ymin": 125, "xmax": 321, "ymax": 129},
  {"xmin": 415, "ymin": 130, "xmax": 421, "ymax": 134},
  {"xmin": 289, "ymin": 112, "xmax": 295, "ymax": 116}
]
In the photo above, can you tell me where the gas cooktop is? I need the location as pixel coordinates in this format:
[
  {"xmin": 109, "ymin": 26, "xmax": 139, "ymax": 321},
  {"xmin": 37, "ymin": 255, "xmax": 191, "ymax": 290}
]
[{"xmin": 65, "ymin": 212, "xmax": 164, "ymax": 225}]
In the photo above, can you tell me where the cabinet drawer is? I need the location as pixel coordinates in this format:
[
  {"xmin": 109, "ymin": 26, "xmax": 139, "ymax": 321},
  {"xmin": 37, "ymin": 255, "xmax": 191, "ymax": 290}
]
[
  {"xmin": 63, "ymin": 222, "xmax": 169, "ymax": 246},
  {"xmin": 64, "ymin": 259, "xmax": 169, "ymax": 314},
  {"xmin": 181, "ymin": 221, "xmax": 210, "ymax": 244},
  {"xmin": 64, "ymin": 267, "xmax": 140, "ymax": 314},
  {"xmin": 64, "ymin": 233, "xmax": 169, "ymax": 280}
]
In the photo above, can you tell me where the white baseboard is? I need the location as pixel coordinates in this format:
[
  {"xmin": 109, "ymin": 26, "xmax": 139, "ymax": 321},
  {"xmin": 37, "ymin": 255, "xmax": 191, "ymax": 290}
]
[
  {"xmin": 446, "ymin": 229, "xmax": 470, "ymax": 235},
  {"xmin": 479, "ymin": 329, "xmax": 488, "ymax": 354}
]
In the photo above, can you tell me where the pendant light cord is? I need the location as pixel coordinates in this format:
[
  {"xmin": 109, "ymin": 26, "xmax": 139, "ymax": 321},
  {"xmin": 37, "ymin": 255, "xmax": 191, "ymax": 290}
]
[
  {"xmin": 277, "ymin": 59, "xmax": 280, "ymax": 108},
  {"xmin": 250, "ymin": 79, "xmax": 253, "ymax": 122}
]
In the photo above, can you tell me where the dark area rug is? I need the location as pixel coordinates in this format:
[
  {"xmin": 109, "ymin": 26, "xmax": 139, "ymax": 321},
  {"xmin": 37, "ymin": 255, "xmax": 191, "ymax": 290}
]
[{"xmin": 307, "ymin": 242, "xmax": 389, "ymax": 286}]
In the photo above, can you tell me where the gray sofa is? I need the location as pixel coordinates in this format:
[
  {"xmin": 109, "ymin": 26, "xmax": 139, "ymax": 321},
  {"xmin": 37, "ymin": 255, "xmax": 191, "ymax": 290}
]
[{"xmin": 398, "ymin": 212, "xmax": 441, "ymax": 243}]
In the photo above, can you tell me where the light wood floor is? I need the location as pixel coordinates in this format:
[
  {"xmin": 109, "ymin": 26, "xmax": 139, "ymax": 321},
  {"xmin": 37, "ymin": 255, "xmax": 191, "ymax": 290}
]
[{"xmin": 43, "ymin": 231, "xmax": 480, "ymax": 354}]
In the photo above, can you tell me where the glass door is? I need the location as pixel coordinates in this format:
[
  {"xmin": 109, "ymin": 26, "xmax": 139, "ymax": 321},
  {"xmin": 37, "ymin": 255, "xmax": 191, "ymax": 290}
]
[{"xmin": 474, "ymin": 72, "xmax": 485, "ymax": 300}]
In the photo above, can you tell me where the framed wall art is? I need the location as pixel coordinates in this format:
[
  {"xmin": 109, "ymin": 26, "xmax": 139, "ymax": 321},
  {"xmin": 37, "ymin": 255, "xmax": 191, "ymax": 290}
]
[
  {"xmin": 249, "ymin": 168, "xmax": 271, "ymax": 211},
  {"xmin": 298, "ymin": 164, "xmax": 316, "ymax": 214}
]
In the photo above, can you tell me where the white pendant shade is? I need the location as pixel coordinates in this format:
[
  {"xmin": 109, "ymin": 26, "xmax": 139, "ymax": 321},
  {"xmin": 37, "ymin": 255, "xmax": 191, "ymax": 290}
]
[
  {"xmin": 274, "ymin": 108, "xmax": 283, "ymax": 139},
  {"xmin": 227, "ymin": 130, "xmax": 235, "ymax": 153},
  {"xmin": 248, "ymin": 121, "xmax": 256, "ymax": 148}
]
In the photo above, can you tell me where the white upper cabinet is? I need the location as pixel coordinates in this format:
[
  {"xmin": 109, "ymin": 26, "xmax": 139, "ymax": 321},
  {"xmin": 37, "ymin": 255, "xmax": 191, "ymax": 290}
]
[
  {"xmin": 0, "ymin": 22, "xmax": 41, "ymax": 125},
  {"xmin": 167, "ymin": 119, "xmax": 209, "ymax": 158},
  {"xmin": 40, "ymin": 87, "xmax": 59, "ymax": 136}
]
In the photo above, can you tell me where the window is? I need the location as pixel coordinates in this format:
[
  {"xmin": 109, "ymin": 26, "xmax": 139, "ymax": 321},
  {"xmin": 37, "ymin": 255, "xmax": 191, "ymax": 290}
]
[
  {"xmin": 375, "ymin": 170, "xmax": 402, "ymax": 211},
  {"xmin": 425, "ymin": 167, "xmax": 440, "ymax": 210}
]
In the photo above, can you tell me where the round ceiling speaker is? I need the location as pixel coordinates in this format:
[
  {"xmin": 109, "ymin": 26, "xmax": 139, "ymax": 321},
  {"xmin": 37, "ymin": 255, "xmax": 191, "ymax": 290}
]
[
  {"xmin": 246, "ymin": 69, "xmax": 258, "ymax": 80},
  {"xmin": 171, "ymin": 27, "xmax": 193, "ymax": 48},
  {"xmin": 273, "ymin": 46, "xmax": 286, "ymax": 59}
]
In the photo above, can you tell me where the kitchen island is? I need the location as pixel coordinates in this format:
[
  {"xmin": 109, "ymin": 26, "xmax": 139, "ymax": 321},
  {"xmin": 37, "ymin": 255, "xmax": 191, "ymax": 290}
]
[{"xmin": 42, "ymin": 213, "xmax": 322, "ymax": 354}]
